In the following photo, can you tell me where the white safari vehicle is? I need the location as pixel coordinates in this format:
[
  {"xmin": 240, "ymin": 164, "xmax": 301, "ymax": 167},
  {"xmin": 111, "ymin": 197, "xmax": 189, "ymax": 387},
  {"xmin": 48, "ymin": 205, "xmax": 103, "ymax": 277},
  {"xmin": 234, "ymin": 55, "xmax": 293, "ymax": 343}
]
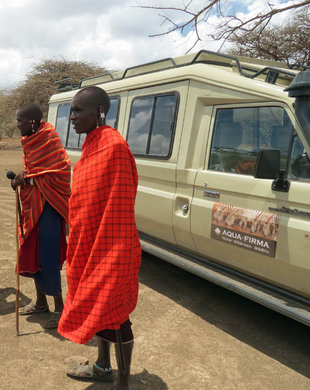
[{"xmin": 48, "ymin": 50, "xmax": 310, "ymax": 326}]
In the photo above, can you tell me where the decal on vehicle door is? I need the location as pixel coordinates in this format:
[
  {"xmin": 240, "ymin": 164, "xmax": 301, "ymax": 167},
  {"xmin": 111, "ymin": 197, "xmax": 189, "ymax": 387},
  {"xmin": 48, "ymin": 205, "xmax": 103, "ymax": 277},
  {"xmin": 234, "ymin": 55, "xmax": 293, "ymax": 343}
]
[{"xmin": 211, "ymin": 203, "xmax": 280, "ymax": 257}]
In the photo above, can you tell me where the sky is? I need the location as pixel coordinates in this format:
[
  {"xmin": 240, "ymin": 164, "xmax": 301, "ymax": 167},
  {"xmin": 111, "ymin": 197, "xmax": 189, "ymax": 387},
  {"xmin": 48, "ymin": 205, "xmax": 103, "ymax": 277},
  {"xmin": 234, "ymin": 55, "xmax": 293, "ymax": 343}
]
[{"xmin": 0, "ymin": 0, "xmax": 296, "ymax": 89}]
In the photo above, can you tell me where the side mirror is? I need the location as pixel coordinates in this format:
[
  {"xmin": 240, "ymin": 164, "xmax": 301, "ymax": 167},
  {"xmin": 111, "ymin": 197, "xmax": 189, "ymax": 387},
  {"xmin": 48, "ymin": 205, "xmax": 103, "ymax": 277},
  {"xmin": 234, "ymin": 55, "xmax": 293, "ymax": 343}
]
[
  {"xmin": 254, "ymin": 149, "xmax": 290, "ymax": 192},
  {"xmin": 254, "ymin": 149, "xmax": 280, "ymax": 179}
]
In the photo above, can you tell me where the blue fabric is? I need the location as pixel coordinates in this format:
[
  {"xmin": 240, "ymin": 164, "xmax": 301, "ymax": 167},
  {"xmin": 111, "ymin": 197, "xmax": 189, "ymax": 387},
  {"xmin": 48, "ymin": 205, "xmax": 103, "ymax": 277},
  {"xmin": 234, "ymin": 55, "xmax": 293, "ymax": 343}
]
[{"xmin": 34, "ymin": 202, "xmax": 62, "ymax": 296}]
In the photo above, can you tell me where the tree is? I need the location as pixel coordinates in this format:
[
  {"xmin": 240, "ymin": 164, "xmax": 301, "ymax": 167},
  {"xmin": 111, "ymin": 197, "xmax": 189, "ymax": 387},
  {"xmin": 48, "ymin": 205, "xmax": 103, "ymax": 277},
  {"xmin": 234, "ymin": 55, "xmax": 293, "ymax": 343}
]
[
  {"xmin": 138, "ymin": 0, "xmax": 310, "ymax": 52},
  {"xmin": 228, "ymin": 12, "xmax": 310, "ymax": 67},
  {"xmin": 12, "ymin": 58, "xmax": 106, "ymax": 119},
  {"xmin": 0, "ymin": 58, "xmax": 105, "ymax": 138},
  {"xmin": 0, "ymin": 91, "xmax": 16, "ymax": 139}
]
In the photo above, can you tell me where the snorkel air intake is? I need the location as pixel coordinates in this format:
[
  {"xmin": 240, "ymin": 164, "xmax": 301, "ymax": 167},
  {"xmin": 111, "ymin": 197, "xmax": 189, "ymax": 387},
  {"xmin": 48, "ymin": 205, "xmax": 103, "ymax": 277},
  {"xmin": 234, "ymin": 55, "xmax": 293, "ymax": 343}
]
[{"xmin": 285, "ymin": 69, "xmax": 310, "ymax": 148}]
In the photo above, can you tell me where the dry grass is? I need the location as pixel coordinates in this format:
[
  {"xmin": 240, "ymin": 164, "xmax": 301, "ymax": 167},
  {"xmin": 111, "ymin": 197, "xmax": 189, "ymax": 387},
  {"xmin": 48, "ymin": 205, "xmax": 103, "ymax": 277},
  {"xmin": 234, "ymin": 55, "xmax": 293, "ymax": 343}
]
[{"xmin": 0, "ymin": 137, "xmax": 21, "ymax": 150}]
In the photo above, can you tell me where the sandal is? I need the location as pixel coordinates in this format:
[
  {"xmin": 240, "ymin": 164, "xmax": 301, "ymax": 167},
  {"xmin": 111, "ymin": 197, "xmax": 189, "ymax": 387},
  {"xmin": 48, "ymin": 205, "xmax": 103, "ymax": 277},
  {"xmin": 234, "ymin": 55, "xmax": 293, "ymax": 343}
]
[
  {"xmin": 19, "ymin": 302, "xmax": 49, "ymax": 316},
  {"xmin": 66, "ymin": 363, "xmax": 114, "ymax": 383},
  {"xmin": 44, "ymin": 311, "xmax": 62, "ymax": 329}
]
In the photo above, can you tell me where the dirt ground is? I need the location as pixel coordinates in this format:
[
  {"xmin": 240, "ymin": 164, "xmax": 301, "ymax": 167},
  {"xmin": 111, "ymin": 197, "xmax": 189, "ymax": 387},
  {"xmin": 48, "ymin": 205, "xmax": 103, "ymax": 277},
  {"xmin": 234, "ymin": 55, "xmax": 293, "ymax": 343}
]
[{"xmin": 1, "ymin": 145, "xmax": 310, "ymax": 390}]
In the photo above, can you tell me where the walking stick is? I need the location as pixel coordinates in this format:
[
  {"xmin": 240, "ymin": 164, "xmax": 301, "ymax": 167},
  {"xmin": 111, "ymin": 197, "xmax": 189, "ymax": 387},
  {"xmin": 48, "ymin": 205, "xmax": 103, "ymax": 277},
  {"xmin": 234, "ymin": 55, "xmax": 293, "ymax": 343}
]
[
  {"xmin": 7, "ymin": 170, "xmax": 23, "ymax": 336},
  {"xmin": 14, "ymin": 187, "xmax": 20, "ymax": 336}
]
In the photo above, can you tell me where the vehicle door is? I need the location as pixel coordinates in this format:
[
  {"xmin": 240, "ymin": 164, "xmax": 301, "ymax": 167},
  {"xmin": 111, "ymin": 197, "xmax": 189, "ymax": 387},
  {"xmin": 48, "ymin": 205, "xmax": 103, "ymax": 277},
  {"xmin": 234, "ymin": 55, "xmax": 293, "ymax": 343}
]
[
  {"xmin": 190, "ymin": 103, "xmax": 310, "ymax": 296},
  {"xmin": 125, "ymin": 82, "xmax": 188, "ymax": 244}
]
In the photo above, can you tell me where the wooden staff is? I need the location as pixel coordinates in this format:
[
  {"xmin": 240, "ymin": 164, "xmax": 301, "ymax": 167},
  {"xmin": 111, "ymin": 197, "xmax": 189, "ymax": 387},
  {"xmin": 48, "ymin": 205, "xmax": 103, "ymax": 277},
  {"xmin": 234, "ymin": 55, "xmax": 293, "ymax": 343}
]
[
  {"xmin": 7, "ymin": 170, "xmax": 22, "ymax": 336},
  {"xmin": 15, "ymin": 188, "xmax": 20, "ymax": 336}
]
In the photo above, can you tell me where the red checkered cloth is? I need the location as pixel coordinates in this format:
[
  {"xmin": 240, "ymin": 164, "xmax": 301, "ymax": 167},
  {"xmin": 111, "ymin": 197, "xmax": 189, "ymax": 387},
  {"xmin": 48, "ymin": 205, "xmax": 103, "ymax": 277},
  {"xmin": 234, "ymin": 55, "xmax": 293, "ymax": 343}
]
[
  {"xmin": 18, "ymin": 122, "xmax": 71, "ymax": 275},
  {"xmin": 58, "ymin": 126, "xmax": 141, "ymax": 344},
  {"xmin": 20, "ymin": 121, "xmax": 71, "ymax": 242}
]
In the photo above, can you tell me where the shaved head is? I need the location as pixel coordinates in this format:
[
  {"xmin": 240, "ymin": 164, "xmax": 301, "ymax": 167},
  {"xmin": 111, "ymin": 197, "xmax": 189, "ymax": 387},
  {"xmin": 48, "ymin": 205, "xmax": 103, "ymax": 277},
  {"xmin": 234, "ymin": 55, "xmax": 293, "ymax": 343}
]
[
  {"xmin": 70, "ymin": 86, "xmax": 111, "ymax": 135},
  {"xmin": 16, "ymin": 102, "xmax": 43, "ymax": 136},
  {"xmin": 17, "ymin": 103, "xmax": 43, "ymax": 121},
  {"xmin": 75, "ymin": 86, "xmax": 110, "ymax": 115}
]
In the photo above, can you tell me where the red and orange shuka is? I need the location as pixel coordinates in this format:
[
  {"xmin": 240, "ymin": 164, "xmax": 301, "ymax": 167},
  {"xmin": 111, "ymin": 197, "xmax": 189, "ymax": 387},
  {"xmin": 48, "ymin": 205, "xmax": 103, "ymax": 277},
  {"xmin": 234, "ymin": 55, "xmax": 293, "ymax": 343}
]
[
  {"xmin": 58, "ymin": 126, "xmax": 141, "ymax": 344},
  {"xmin": 19, "ymin": 121, "xmax": 71, "ymax": 274}
]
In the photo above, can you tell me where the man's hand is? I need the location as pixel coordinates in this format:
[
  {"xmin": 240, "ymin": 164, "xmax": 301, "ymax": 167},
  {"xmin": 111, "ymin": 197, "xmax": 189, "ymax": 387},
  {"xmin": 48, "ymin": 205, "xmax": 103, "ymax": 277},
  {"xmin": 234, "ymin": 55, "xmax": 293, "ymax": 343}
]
[{"xmin": 11, "ymin": 171, "xmax": 26, "ymax": 191}]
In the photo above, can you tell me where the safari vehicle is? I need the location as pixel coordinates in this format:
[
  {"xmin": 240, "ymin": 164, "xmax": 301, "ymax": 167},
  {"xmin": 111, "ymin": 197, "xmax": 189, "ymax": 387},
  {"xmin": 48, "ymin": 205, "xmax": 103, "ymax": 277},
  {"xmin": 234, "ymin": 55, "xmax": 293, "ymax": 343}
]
[{"xmin": 48, "ymin": 50, "xmax": 310, "ymax": 326}]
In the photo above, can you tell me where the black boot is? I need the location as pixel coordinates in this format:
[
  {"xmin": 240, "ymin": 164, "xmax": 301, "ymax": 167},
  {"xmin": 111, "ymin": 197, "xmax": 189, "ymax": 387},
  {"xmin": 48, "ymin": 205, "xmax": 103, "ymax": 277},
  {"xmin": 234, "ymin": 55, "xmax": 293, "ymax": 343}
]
[{"xmin": 114, "ymin": 340, "xmax": 133, "ymax": 390}]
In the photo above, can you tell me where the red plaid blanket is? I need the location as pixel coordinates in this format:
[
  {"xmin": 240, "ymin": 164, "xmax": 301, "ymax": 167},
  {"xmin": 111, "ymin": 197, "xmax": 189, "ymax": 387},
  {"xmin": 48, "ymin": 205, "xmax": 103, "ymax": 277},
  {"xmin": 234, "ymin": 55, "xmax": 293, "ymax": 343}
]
[
  {"xmin": 58, "ymin": 126, "xmax": 141, "ymax": 344},
  {"xmin": 18, "ymin": 122, "xmax": 71, "ymax": 274},
  {"xmin": 20, "ymin": 122, "xmax": 71, "ymax": 240}
]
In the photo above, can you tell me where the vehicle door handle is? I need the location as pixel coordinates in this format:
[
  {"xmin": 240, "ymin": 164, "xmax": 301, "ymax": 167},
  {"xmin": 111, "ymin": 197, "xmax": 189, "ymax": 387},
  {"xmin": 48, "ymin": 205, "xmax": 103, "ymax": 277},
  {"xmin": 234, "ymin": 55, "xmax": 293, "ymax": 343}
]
[
  {"xmin": 182, "ymin": 204, "xmax": 189, "ymax": 214},
  {"xmin": 203, "ymin": 189, "xmax": 220, "ymax": 198}
]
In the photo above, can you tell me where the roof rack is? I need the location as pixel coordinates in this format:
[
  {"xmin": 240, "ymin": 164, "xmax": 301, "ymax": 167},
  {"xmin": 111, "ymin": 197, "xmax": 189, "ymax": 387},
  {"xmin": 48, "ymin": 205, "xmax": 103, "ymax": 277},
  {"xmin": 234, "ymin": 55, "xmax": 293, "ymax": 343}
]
[
  {"xmin": 55, "ymin": 78, "xmax": 79, "ymax": 92},
  {"xmin": 123, "ymin": 57, "xmax": 176, "ymax": 78},
  {"xmin": 79, "ymin": 71, "xmax": 117, "ymax": 88},
  {"xmin": 79, "ymin": 58, "xmax": 176, "ymax": 88},
  {"xmin": 191, "ymin": 50, "xmax": 296, "ymax": 86},
  {"xmin": 78, "ymin": 49, "xmax": 297, "ymax": 89}
]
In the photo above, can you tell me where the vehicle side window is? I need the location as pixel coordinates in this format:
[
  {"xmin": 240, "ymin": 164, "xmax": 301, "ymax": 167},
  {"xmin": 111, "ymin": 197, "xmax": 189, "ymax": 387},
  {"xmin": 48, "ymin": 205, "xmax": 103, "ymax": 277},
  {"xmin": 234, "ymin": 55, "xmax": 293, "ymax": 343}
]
[
  {"xmin": 209, "ymin": 106, "xmax": 293, "ymax": 175},
  {"xmin": 55, "ymin": 97, "xmax": 120, "ymax": 149},
  {"xmin": 289, "ymin": 135, "xmax": 310, "ymax": 181},
  {"xmin": 55, "ymin": 103, "xmax": 70, "ymax": 146},
  {"xmin": 127, "ymin": 93, "xmax": 178, "ymax": 157}
]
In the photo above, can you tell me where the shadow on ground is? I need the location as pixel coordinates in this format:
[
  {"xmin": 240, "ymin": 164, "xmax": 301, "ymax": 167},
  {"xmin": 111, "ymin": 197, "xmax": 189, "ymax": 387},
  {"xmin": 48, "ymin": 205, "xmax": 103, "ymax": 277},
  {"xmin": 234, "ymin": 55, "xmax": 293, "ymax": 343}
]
[
  {"xmin": 0, "ymin": 287, "xmax": 67, "ymax": 340},
  {"xmin": 83, "ymin": 368, "xmax": 168, "ymax": 390},
  {"xmin": 0, "ymin": 287, "xmax": 31, "ymax": 315},
  {"xmin": 139, "ymin": 252, "xmax": 310, "ymax": 379}
]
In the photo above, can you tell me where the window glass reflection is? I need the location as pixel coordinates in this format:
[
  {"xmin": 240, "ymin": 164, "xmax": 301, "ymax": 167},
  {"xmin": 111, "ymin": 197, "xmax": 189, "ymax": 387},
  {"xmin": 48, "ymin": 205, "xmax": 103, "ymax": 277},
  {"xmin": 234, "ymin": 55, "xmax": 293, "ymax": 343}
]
[{"xmin": 127, "ymin": 94, "xmax": 178, "ymax": 157}]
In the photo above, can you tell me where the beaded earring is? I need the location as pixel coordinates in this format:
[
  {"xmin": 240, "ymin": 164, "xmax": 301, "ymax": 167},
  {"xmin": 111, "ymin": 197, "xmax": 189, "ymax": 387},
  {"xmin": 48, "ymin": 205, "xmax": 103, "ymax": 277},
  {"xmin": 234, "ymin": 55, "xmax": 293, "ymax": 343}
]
[
  {"xmin": 97, "ymin": 111, "xmax": 105, "ymax": 127},
  {"xmin": 30, "ymin": 119, "xmax": 35, "ymax": 133}
]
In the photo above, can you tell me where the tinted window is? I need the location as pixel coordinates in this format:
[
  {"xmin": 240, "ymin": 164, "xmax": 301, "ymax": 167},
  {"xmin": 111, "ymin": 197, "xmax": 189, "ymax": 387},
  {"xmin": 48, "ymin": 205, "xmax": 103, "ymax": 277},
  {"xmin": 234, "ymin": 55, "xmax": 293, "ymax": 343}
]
[
  {"xmin": 209, "ymin": 106, "xmax": 293, "ymax": 175},
  {"xmin": 127, "ymin": 94, "xmax": 178, "ymax": 157},
  {"xmin": 127, "ymin": 98, "xmax": 153, "ymax": 154}
]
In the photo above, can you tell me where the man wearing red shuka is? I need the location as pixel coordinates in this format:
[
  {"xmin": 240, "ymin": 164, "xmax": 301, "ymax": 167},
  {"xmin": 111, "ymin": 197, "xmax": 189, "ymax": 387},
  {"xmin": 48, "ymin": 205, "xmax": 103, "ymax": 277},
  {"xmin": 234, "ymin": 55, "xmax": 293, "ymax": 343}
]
[
  {"xmin": 12, "ymin": 103, "xmax": 71, "ymax": 330},
  {"xmin": 58, "ymin": 86, "xmax": 141, "ymax": 390}
]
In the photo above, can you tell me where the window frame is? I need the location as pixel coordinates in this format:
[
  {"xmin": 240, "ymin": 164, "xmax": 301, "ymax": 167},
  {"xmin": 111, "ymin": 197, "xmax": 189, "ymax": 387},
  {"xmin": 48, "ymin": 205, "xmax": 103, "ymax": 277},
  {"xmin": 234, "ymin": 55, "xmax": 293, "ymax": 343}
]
[
  {"xmin": 207, "ymin": 102, "xmax": 297, "ymax": 176},
  {"xmin": 126, "ymin": 91, "xmax": 180, "ymax": 159},
  {"xmin": 288, "ymin": 132, "xmax": 310, "ymax": 182}
]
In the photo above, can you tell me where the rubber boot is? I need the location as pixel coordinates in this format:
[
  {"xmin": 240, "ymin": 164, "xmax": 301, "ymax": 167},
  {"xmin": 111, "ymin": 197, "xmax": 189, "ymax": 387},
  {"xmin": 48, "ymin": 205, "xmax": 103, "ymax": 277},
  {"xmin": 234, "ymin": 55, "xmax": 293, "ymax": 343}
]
[{"xmin": 114, "ymin": 340, "xmax": 134, "ymax": 390}]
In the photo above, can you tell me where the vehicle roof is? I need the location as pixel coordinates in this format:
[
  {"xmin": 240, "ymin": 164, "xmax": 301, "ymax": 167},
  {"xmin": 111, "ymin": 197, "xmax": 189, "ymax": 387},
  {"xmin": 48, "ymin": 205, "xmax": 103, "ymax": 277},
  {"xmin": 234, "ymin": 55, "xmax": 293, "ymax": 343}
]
[{"xmin": 49, "ymin": 50, "xmax": 297, "ymax": 104}]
